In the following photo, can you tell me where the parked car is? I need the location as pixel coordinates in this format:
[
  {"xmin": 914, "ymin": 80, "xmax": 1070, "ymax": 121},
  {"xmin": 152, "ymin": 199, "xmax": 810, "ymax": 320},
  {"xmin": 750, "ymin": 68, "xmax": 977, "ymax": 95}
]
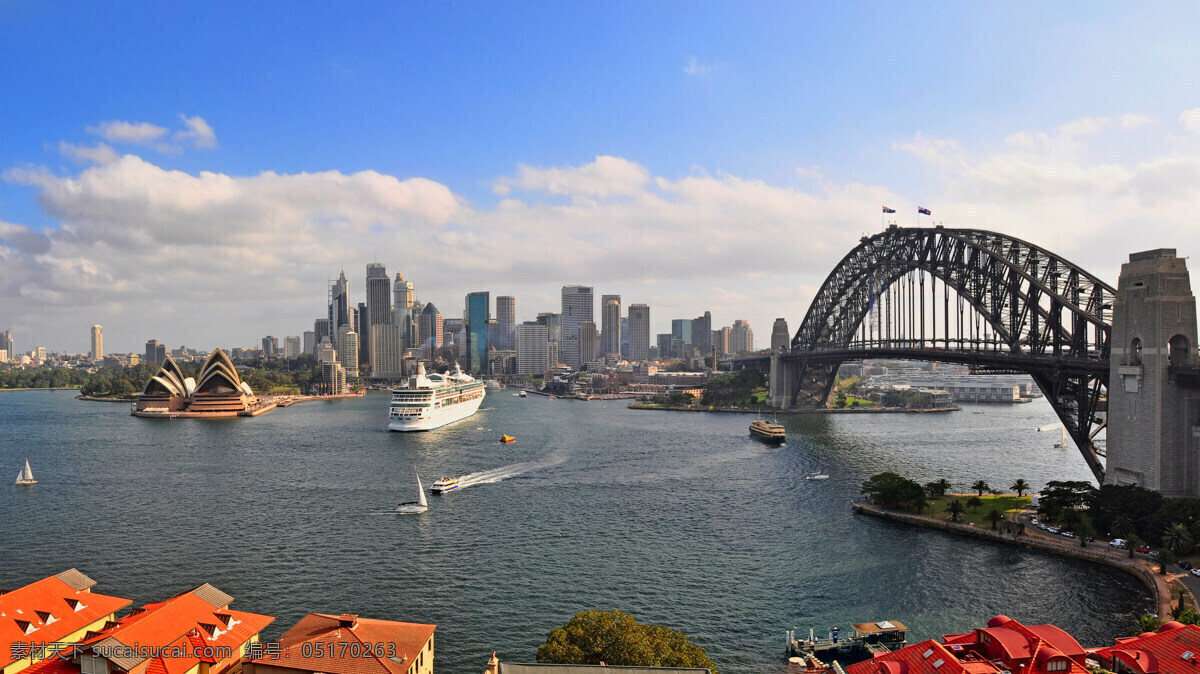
[
  {"xmin": 1048, "ymin": 527, "xmax": 1061, "ymax": 534},
  {"xmin": 1110, "ymin": 538, "xmax": 1126, "ymax": 548},
  {"xmin": 1031, "ymin": 517, "xmax": 1039, "ymax": 525},
  {"xmin": 1150, "ymin": 551, "xmax": 1160, "ymax": 558},
  {"xmin": 1190, "ymin": 568, "xmax": 1200, "ymax": 577},
  {"xmin": 1061, "ymin": 531, "xmax": 1076, "ymax": 538},
  {"xmin": 1180, "ymin": 561, "xmax": 1193, "ymax": 570},
  {"xmin": 1135, "ymin": 545, "xmax": 1151, "ymax": 554}
]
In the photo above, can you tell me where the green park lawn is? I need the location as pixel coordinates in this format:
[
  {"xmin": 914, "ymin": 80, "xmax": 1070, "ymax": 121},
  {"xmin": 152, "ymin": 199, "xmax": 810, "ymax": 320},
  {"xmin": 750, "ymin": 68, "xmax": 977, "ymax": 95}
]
[{"xmin": 924, "ymin": 494, "xmax": 1032, "ymax": 528}]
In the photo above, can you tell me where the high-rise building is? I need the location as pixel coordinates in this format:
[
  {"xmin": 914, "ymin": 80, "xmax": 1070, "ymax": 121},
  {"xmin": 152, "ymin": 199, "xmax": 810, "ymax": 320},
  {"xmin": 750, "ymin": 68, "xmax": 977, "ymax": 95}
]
[
  {"xmin": 90, "ymin": 324, "xmax": 103, "ymax": 360},
  {"xmin": 371, "ymin": 324, "xmax": 405, "ymax": 377},
  {"xmin": 579, "ymin": 321, "xmax": 598, "ymax": 366},
  {"xmin": 496, "ymin": 295, "xmax": 516, "ymax": 351},
  {"xmin": 303, "ymin": 331, "xmax": 316, "ymax": 356},
  {"xmin": 516, "ymin": 321, "xmax": 549, "ymax": 375},
  {"xmin": 316, "ymin": 337, "xmax": 338, "ymax": 364},
  {"xmin": 657, "ymin": 334, "xmax": 671, "ymax": 360},
  {"xmin": 330, "ymin": 271, "xmax": 350, "ymax": 342},
  {"xmin": 0, "ymin": 330, "xmax": 12, "ymax": 361},
  {"xmin": 145, "ymin": 339, "xmax": 166, "ymax": 364},
  {"xmin": 547, "ymin": 341, "xmax": 560, "ymax": 369},
  {"xmin": 285, "ymin": 335, "xmax": 302, "ymax": 358},
  {"xmin": 715, "ymin": 326, "xmax": 731, "ymax": 356},
  {"xmin": 321, "ymin": 360, "xmax": 346, "ymax": 395},
  {"xmin": 357, "ymin": 302, "xmax": 371, "ymax": 368},
  {"xmin": 419, "ymin": 302, "xmax": 444, "ymax": 357},
  {"xmin": 314, "ymin": 318, "xmax": 330, "ymax": 354},
  {"xmin": 337, "ymin": 326, "xmax": 359, "ymax": 378},
  {"xmin": 627, "ymin": 303, "xmax": 650, "ymax": 361},
  {"xmin": 692, "ymin": 311, "xmax": 712, "ymax": 357},
  {"xmin": 262, "ymin": 336, "xmax": 278, "ymax": 357},
  {"xmin": 730, "ymin": 319, "xmax": 754, "ymax": 354},
  {"xmin": 671, "ymin": 319, "xmax": 692, "ymax": 357},
  {"xmin": 465, "ymin": 292, "xmax": 490, "ymax": 373},
  {"xmin": 365, "ymin": 263, "xmax": 392, "ymax": 370},
  {"xmin": 561, "ymin": 285, "xmax": 593, "ymax": 368},
  {"xmin": 536, "ymin": 313, "xmax": 561, "ymax": 343},
  {"xmin": 394, "ymin": 273, "xmax": 414, "ymax": 324},
  {"xmin": 601, "ymin": 295, "xmax": 621, "ymax": 359},
  {"xmin": 770, "ymin": 318, "xmax": 790, "ymax": 353}
]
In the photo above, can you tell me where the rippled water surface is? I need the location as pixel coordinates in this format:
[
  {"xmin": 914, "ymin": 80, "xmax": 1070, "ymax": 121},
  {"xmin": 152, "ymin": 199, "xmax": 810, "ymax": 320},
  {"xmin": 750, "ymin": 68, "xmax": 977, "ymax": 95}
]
[{"xmin": 0, "ymin": 390, "xmax": 1149, "ymax": 672}]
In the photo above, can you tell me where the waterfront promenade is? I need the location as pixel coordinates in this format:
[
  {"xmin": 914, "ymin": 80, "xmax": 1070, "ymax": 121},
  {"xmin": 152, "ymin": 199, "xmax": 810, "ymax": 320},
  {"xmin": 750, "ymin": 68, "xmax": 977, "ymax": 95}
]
[{"xmin": 853, "ymin": 500, "xmax": 1183, "ymax": 618}]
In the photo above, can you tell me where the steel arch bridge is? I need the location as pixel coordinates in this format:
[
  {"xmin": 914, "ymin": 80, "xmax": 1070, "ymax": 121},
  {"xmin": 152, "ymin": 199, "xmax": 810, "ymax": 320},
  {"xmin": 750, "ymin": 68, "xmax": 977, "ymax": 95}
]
[{"xmin": 749, "ymin": 225, "xmax": 1115, "ymax": 481}]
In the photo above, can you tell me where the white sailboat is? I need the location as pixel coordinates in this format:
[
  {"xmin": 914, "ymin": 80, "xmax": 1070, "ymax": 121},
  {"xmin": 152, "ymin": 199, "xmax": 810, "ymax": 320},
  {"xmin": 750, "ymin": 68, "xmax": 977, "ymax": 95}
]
[
  {"xmin": 394, "ymin": 473, "xmax": 429, "ymax": 514},
  {"xmin": 15, "ymin": 459, "xmax": 36, "ymax": 485},
  {"xmin": 1054, "ymin": 426, "xmax": 1068, "ymax": 448}
]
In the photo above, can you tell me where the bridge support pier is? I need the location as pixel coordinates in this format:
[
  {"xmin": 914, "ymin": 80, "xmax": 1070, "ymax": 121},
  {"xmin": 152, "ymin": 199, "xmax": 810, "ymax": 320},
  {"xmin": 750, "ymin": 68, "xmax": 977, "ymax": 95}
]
[{"xmin": 768, "ymin": 346, "xmax": 795, "ymax": 409}]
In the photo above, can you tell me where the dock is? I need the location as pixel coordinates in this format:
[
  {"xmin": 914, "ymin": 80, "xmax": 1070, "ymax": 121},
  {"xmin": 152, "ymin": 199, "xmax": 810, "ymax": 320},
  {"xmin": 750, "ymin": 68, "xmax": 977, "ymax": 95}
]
[{"xmin": 786, "ymin": 620, "xmax": 909, "ymax": 662}]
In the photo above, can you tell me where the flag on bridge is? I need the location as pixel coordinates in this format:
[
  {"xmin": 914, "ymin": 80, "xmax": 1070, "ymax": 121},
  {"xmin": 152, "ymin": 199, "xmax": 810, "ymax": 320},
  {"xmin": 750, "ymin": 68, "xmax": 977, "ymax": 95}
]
[
  {"xmin": 882, "ymin": 206, "xmax": 896, "ymax": 213},
  {"xmin": 918, "ymin": 207, "xmax": 932, "ymax": 215}
]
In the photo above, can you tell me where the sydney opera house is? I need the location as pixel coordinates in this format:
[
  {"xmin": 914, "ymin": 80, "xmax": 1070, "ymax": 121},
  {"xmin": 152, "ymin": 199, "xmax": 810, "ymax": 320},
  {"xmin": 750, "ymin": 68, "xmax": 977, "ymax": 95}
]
[{"xmin": 135, "ymin": 349, "xmax": 259, "ymax": 417}]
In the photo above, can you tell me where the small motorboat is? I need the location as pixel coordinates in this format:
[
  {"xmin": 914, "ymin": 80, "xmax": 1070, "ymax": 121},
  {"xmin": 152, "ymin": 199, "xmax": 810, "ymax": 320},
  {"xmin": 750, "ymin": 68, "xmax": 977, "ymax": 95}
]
[
  {"xmin": 395, "ymin": 473, "xmax": 429, "ymax": 514},
  {"xmin": 518, "ymin": 390, "xmax": 528, "ymax": 398},
  {"xmin": 15, "ymin": 458, "xmax": 36, "ymax": 485},
  {"xmin": 805, "ymin": 470, "xmax": 830, "ymax": 480},
  {"xmin": 431, "ymin": 477, "xmax": 459, "ymax": 493},
  {"xmin": 500, "ymin": 434, "xmax": 516, "ymax": 443}
]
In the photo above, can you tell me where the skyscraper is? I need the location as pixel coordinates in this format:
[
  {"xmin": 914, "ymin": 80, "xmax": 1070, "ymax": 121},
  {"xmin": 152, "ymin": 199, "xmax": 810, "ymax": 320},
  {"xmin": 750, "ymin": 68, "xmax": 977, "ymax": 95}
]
[
  {"xmin": 465, "ymin": 292, "xmax": 490, "ymax": 373},
  {"xmin": 561, "ymin": 285, "xmax": 593, "ymax": 368},
  {"xmin": 145, "ymin": 339, "xmax": 165, "ymax": 364},
  {"xmin": 285, "ymin": 335, "xmax": 302, "ymax": 358},
  {"xmin": 314, "ymin": 318, "xmax": 330, "ymax": 355},
  {"xmin": 357, "ymin": 301, "xmax": 371, "ymax": 368},
  {"xmin": 627, "ymin": 303, "xmax": 650, "ymax": 361},
  {"xmin": 496, "ymin": 295, "xmax": 516, "ymax": 351},
  {"xmin": 0, "ymin": 330, "xmax": 12, "ymax": 361},
  {"xmin": 716, "ymin": 326, "xmax": 731, "ymax": 356},
  {"xmin": 536, "ymin": 313, "xmax": 561, "ymax": 343},
  {"xmin": 365, "ymin": 263, "xmax": 391, "ymax": 370},
  {"xmin": 671, "ymin": 319, "xmax": 692, "ymax": 357},
  {"xmin": 601, "ymin": 295, "xmax": 621, "ymax": 359},
  {"xmin": 331, "ymin": 271, "xmax": 350, "ymax": 340},
  {"xmin": 730, "ymin": 319, "xmax": 754, "ymax": 354},
  {"xmin": 579, "ymin": 321, "xmax": 598, "ymax": 366},
  {"xmin": 90, "ymin": 324, "xmax": 103, "ymax": 360},
  {"xmin": 303, "ymin": 330, "xmax": 316, "ymax": 356},
  {"xmin": 419, "ymin": 302, "xmax": 444, "ymax": 356},
  {"xmin": 337, "ymin": 326, "xmax": 359, "ymax": 378},
  {"xmin": 394, "ymin": 273, "xmax": 414, "ymax": 324},
  {"xmin": 516, "ymin": 321, "xmax": 549, "ymax": 375},
  {"xmin": 262, "ymin": 336, "xmax": 278, "ymax": 357},
  {"xmin": 692, "ymin": 311, "xmax": 712, "ymax": 357},
  {"xmin": 371, "ymin": 324, "xmax": 404, "ymax": 377}
]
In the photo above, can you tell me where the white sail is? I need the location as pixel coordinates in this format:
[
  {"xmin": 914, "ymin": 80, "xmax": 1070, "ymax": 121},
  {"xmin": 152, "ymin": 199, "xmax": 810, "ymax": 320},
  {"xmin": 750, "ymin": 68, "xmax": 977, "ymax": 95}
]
[
  {"xmin": 417, "ymin": 474, "xmax": 428, "ymax": 508},
  {"xmin": 16, "ymin": 459, "xmax": 34, "ymax": 483}
]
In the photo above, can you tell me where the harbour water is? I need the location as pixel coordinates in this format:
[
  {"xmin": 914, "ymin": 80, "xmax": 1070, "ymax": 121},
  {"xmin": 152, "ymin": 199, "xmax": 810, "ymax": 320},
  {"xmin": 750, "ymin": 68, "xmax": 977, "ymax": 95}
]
[{"xmin": 1, "ymin": 390, "xmax": 1148, "ymax": 672}]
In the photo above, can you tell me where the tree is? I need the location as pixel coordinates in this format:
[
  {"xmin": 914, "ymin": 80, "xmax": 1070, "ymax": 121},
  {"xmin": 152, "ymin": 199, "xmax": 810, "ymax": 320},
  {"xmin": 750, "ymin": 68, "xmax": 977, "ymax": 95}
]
[
  {"xmin": 1075, "ymin": 519, "xmax": 1091, "ymax": 548},
  {"xmin": 985, "ymin": 508, "xmax": 1004, "ymax": 530},
  {"xmin": 862, "ymin": 473, "xmax": 924, "ymax": 508},
  {"xmin": 909, "ymin": 493, "xmax": 929, "ymax": 515},
  {"xmin": 925, "ymin": 479, "xmax": 951, "ymax": 498},
  {"xmin": 967, "ymin": 496, "xmax": 983, "ymax": 512},
  {"xmin": 1131, "ymin": 614, "xmax": 1163, "ymax": 636},
  {"xmin": 1126, "ymin": 534, "xmax": 1143, "ymax": 559},
  {"xmin": 946, "ymin": 499, "xmax": 965, "ymax": 522},
  {"xmin": 1164, "ymin": 523, "xmax": 1195, "ymax": 556},
  {"xmin": 1010, "ymin": 479, "xmax": 1031, "ymax": 497},
  {"xmin": 1058, "ymin": 508, "xmax": 1083, "ymax": 534},
  {"xmin": 537, "ymin": 610, "xmax": 718, "ymax": 673},
  {"xmin": 1112, "ymin": 513, "xmax": 1136, "ymax": 540},
  {"xmin": 1157, "ymin": 548, "xmax": 1177, "ymax": 575},
  {"xmin": 971, "ymin": 480, "xmax": 990, "ymax": 496}
]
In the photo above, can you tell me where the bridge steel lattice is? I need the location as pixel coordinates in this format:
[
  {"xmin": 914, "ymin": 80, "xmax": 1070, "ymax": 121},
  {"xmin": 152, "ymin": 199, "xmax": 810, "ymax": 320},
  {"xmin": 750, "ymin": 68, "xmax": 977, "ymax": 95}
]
[{"xmin": 775, "ymin": 226, "xmax": 1115, "ymax": 481}]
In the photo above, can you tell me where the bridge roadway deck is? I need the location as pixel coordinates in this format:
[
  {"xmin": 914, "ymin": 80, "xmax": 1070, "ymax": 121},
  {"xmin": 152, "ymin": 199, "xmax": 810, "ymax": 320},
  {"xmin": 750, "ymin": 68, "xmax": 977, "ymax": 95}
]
[{"xmin": 738, "ymin": 347, "xmax": 1110, "ymax": 379}]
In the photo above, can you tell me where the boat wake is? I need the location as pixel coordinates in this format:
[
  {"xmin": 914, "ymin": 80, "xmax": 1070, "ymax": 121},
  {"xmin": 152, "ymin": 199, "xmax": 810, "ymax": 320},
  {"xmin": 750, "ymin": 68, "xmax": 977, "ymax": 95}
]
[{"xmin": 454, "ymin": 456, "xmax": 568, "ymax": 489}]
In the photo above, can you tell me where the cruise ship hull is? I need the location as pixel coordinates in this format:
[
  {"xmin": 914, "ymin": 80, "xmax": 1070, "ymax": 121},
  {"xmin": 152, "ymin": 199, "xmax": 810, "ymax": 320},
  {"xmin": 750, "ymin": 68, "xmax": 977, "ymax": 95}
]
[{"xmin": 388, "ymin": 391, "xmax": 485, "ymax": 431}]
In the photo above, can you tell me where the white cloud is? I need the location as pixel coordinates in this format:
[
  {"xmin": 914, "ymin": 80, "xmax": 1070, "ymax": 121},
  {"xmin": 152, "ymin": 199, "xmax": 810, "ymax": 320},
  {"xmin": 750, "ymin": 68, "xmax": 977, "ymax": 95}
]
[
  {"xmin": 1056, "ymin": 116, "xmax": 1111, "ymax": 136},
  {"xmin": 87, "ymin": 120, "xmax": 169, "ymax": 145},
  {"xmin": 1120, "ymin": 113, "xmax": 1156, "ymax": 129},
  {"xmin": 58, "ymin": 141, "xmax": 119, "ymax": 165},
  {"xmin": 493, "ymin": 155, "xmax": 651, "ymax": 199},
  {"xmin": 1180, "ymin": 108, "xmax": 1200, "ymax": 136},
  {"xmin": 683, "ymin": 56, "xmax": 710, "ymax": 77},
  {"xmin": 174, "ymin": 115, "xmax": 217, "ymax": 149}
]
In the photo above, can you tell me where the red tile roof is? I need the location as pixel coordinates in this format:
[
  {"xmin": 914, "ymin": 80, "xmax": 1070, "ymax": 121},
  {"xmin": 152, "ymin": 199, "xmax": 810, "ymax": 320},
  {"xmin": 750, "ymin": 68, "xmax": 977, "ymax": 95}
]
[
  {"xmin": 1091, "ymin": 622, "xmax": 1200, "ymax": 673},
  {"xmin": 249, "ymin": 612, "xmax": 436, "ymax": 674},
  {"xmin": 0, "ymin": 571, "xmax": 131, "ymax": 668},
  {"xmin": 845, "ymin": 639, "xmax": 991, "ymax": 674}
]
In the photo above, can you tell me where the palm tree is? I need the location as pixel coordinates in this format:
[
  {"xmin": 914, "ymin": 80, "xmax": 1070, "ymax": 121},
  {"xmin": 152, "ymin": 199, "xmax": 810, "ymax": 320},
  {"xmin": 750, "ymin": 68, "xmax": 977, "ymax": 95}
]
[
  {"xmin": 909, "ymin": 493, "xmax": 929, "ymax": 515},
  {"xmin": 971, "ymin": 480, "xmax": 990, "ymax": 496},
  {"xmin": 967, "ymin": 496, "xmax": 983, "ymax": 512},
  {"xmin": 1158, "ymin": 548, "xmax": 1177, "ymax": 575},
  {"xmin": 1112, "ymin": 513, "xmax": 1136, "ymax": 540},
  {"xmin": 1131, "ymin": 614, "xmax": 1163, "ymax": 636},
  {"xmin": 926, "ymin": 479, "xmax": 952, "ymax": 498},
  {"xmin": 985, "ymin": 508, "xmax": 1004, "ymax": 530},
  {"xmin": 1075, "ymin": 519, "xmax": 1090, "ymax": 547},
  {"xmin": 945, "ymin": 499, "xmax": 965, "ymax": 523},
  {"xmin": 1164, "ymin": 523, "xmax": 1195, "ymax": 556},
  {"xmin": 1126, "ymin": 533, "xmax": 1143, "ymax": 559},
  {"xmin": 1010, "ymin": 479, "xmax": 1031, "ymax": 497}
]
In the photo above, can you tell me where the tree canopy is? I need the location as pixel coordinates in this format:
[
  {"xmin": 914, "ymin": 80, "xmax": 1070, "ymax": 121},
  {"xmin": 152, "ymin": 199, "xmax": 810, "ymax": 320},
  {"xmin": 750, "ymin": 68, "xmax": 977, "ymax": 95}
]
[
  {"xmin": 861, "ymin": 473, "xmax": 925, "ymax": 508},
  {"xmin": 537, "ymin": 610, "xmax": 717, "ymax": 673}
]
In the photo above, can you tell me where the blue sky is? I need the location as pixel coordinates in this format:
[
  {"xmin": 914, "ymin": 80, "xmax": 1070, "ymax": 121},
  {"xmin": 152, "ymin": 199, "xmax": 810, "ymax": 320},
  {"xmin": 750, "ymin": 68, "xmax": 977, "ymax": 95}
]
[{"xmin": 4, "ymin": 3, "xmax": 1200, "ymax": 352}]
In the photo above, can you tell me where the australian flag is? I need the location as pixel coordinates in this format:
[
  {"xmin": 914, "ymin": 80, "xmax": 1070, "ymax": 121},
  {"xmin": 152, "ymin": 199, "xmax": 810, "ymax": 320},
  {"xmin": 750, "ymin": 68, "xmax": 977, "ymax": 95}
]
[
  {"xmin": 918, "ymin": 207, "xmax": 932, "ymax": 215},
  {"xmin": 882, "ymin": 206, "xmax": 896, "ymax": 213}
]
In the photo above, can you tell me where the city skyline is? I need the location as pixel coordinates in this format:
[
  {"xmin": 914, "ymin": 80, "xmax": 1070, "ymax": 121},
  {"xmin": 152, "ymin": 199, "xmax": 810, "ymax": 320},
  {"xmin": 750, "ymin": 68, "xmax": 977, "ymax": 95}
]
[{"xmin": 5, "ymin": 4, "xmax": 1200, "ymax": 352}]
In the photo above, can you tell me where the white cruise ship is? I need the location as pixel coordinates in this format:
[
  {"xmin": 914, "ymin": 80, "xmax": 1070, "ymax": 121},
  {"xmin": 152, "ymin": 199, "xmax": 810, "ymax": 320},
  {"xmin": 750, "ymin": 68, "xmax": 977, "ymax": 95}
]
[{"xmin": 388, "ymin": 363, "xmax": 486, "ymax": 431}]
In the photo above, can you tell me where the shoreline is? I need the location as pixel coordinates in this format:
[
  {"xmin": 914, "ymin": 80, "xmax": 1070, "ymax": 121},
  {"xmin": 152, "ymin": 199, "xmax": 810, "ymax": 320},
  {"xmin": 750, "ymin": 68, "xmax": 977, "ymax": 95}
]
[
  {"xmin": 0, "ymin": 387, "xmax": 82, "ymax": 392},
  {"xmin": 627, "ymin": 403, "xmax": 960, "ymax": 414},
  {"xmin": 852, "ymin": 500, "xmax": 1182, "ymax": 617}
]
